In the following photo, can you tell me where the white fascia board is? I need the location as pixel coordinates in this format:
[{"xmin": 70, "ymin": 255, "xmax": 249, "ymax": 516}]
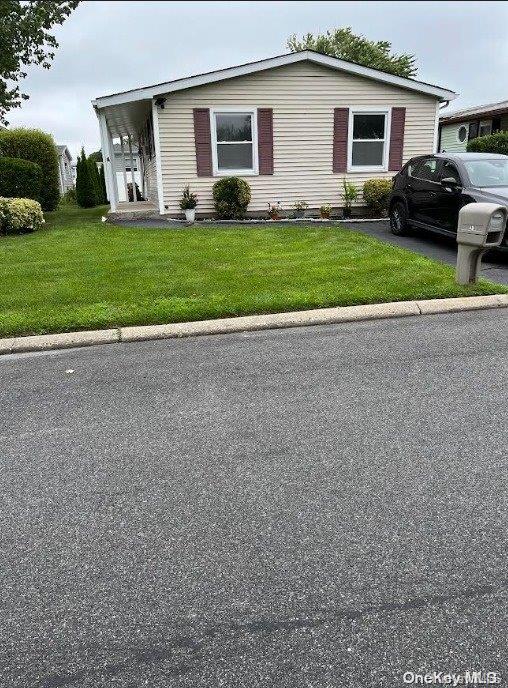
[{"xmin": 92, "ymin": 51, "xmax": 457, "ymax": 110}]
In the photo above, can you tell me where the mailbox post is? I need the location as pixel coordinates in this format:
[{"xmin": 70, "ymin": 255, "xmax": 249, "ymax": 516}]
[{"xmin": 456, "ymin": 203, "xmax": 507, "ymax": 285}]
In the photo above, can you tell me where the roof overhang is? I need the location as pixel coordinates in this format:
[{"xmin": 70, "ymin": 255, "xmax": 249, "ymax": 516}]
[
  {"xmin": 440, "ymin": 103, "xmax": 508, "ymax": 125},
  {"xmin": 92, "ymin": 50, "xmax": 457, "ymax": 112}
]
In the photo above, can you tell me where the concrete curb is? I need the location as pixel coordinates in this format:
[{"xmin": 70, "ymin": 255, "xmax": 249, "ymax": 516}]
[{"xmin": 1, "ymin": 295, "xmax": 507, "ymax": 356}]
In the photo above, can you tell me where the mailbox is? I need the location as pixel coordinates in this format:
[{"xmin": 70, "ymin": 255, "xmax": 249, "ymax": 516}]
[{"xmin": 456, "ymin": 203, "xmax": 507, "ymax": 284}]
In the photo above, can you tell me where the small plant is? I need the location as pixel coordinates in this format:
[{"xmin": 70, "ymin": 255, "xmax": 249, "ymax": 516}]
[
  {"xmin": 127, "ymin": 182, "xmax": 143, "ymax": 202},
  {"xmin": 0, "ymin": 197, "xmax": 44, "ymax": 235},
  {"xmin": 320, "ymin": 204, "xmax": 332, "ymax": 219},
  {"xmin": 268, "ymin": 202, "xmax": 282, "ymax": 220},
  {"xmin": 292, "ymin": 200, "xmax": 308, "ymax": 218},
  {"xmin": 179, "ymin": 185, "xmax": 198, "ymax": 210},
  {"xmin": 363, "ymin": 178, "xmax": 393, "ymax": 215},
  {"xmin": 342, "ymin": 180, "xmax": 359, "ymax": 218},
  {"xmin": 212, "ymin": 177, "xmax": 251, "ymax": 219}
]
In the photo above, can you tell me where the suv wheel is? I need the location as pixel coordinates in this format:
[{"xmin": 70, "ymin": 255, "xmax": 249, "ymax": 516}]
[{"xmin": 390, "ymin": 202, "xmax": 411, "ymax": 236}]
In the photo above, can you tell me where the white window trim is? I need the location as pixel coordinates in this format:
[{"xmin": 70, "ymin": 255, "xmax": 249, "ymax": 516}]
[
  {"xmin": 347, "ymin": 107, "xmax": 391, "ymax": 173},
  {"xmin": 210, "ymin": 107, "xmax": 259, "ymax": 176}
]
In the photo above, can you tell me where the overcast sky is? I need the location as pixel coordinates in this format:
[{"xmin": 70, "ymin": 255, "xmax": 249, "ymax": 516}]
[{"xmin": 7, "ymin": 0, "xmax": 508, "ymax": 160}]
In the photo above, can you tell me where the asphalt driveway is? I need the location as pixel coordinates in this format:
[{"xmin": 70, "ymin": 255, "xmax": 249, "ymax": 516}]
[
  {"xmin": 342, "ymin": 220, "xmax": 508, "ymax": 286},
  {"xmin": 1, "ymin": 310, "xmax": 507, "ymax": 687}
]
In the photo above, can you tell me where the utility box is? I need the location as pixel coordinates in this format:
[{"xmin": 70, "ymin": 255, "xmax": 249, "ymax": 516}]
[{"xmin": 456, "ymin": 203, "xmax": 507, "ymax": 284}]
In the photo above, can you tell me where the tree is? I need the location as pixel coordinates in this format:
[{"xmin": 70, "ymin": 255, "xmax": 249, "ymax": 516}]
[
  {"xmin": 88, "ymin": 150, "xmax": 103, "ymax": 163},
  {"xmin": 0, "ymin": 1, "xmax": 80, "ymax": 125},
  {"xmin": 98, "ymin": 164, "xmax": 108, "ymax": 203},
  {"xmin": 75, "ymin": 148, "xmax": 97, "ymax": 208},
  {"xmin": 287, "ymin": 27, "xmax": 417, "ymax": 78},
  {"xmin": 87, "ymin": 155, "xmax": 101, "ymax": 204}
]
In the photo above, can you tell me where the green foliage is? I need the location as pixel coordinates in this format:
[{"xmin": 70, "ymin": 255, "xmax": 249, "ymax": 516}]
[
  {"xmin": 179, "ymin": 185, "xmax": 198, "ymax": 210},
  {"xmin": 0, "ymin": 196, "xmax": 44, "ymax": 234},
  {"xmin": 0, "ymin": 127, "xmax": 60, "ymax": 210},
  {"xmin": 0, "ymin": 156, "xmax": 42, "ymax": 200},
  {"xmin": 0, "ymin": 1, "xmax": 80, "ymax": 124},
  {"xmin": 87, "ymin": 156, "xmax": 102, "ymax": 204},
  {"xmin": 75, "ymin": 147, "xmax": 97, "ymax": 208},
  {"xmin": 363, "ymin": 178, "xmax": 393, "ymax": 213},
  {"xmin": 98, "ymin": 165, "xmax": 108, "ymax": 203},
  {"xmin": 467, "ymin": 131, "xmax": 508, "ymax": 155},
  {"xmin": 212, "ymin": 177, "xmax": 251, "ymax": 219},
  {"xmin": 320, "ymin": 204, "xmax": 332, "ymax": 218},
  {"xmin": 60, "ymin": 187, "xmax": 77, "ymax": 205},
  {"xmin": 343, "ymin": 180, "xmax": 359, "ymax": 211},
  {"xmin": 287, "ymin": 27, "xmax": 417, "ymax": 78},
  {"xmin": 88, "ymin": 150, "xmax": 103, "ymax": 163}
]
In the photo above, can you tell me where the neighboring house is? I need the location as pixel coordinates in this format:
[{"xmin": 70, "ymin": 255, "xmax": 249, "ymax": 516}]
[
  {"xmin": 92, "ymin": 50, "xmax": 456, "ymax": 217},
  {"xmin": 56, "ymin": 145, "xmax": 74, "ymax": 194},
  {"xmin": 111, "ymin": 143, "xmax": 142, "ymax": 202},
  {"xmin": 439, "ymin": 99, "xmax": 508, "ymax": 153}
]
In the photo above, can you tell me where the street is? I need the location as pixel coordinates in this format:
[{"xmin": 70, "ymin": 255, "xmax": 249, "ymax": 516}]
[{"xmin": 1, "ymin": 310, "xmax": 507, "ymax": 687}]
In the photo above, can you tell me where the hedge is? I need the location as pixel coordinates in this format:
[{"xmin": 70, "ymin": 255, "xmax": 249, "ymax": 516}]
[
  {"xmin": 0, "ymin": 157, "xmax": 42, "ymax": 201},
  {"xmin": 0, "ymin": 197, "xmax": 44, "ymax": 234},
  {"xmin": 0, "ymin": 128, "xmax": 60, "ymax": 210},
  {"xmin": 363, "ymin": 178, "xmax": 393, "ymax": 213},
  {"xmin": 466, "ymin": 131, "xmax": 508, "ymax": 155}
]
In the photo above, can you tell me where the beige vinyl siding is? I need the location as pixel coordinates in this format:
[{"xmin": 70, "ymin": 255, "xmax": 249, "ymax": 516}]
[
  {"xmin": 439, "ymin": 122, "xmax": 469, "ymax": 153},
  {"xmin": 157, "ymin": 61, "xmax": 439, "ymax": 214},
  {"xmin": 143, "ymin": 155, "xmax": 159, "ymax": 205}
]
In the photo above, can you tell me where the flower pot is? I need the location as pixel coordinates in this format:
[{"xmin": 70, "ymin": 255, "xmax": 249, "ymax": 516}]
[
  {"xmin": 184, "ymin": 208, "xmax": 196, "ymax": 224},
  {"xmin": 320, "ymin": 213, "xmax": 330, "ymax": 220}
]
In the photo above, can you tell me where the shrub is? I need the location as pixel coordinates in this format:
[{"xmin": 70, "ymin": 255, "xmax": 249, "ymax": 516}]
[
  {"xmin": 363, "ymin": 178, "xmax": 392, "ymax": 213},
  {"xmin": 127, "ymin": 182, "xmax": 143, "ymax": 202},
  {"xmin": 342, "ymin": 180, "xmax": 359, "ymax": 214},
  {"xmin": 60, "ymin": 187, "xmax": 77, "ymax": 205},
  {"xmin": 99, "ymin": 165, "xmax": 108, "ymax": 203},
  {"xmin": 0, "ymin": 157, "xmax": 42, "ymax": 200},
  {"xmin": 179, "ymin": 185, "xmax": 197, "ymax": 210},
  {"xmin": 467, "ymin": 131, "xmax": 508, "ymax": 155},
  {"xmin": 0, "ymin": 197, "xmax": 44, "ymax": 234},
  {"xmin": 76, "ymin": 148, "xmax": 98, "ymax": 208},
  {"xmin": 212, "ymin": 177, "xmax": 251, "ymax": 219},
  {"xmin": 0, "ymin": 128, "xmax": 60, "ymax": 210}
]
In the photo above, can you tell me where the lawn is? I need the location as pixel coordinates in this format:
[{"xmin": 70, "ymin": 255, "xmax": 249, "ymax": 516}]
[{"xmin": 0, "ymin": 205, "xmax": 506, "ymax": 338}]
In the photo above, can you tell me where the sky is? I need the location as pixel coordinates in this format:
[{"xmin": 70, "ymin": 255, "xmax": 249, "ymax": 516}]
[{"xmin": 7, "ymin": 0, "xmax": 508, "ymax": 160}]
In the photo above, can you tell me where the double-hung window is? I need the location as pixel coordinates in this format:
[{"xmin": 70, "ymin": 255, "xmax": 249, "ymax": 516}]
[
  {"xmin": 211, "ymin": 110, "xmax": 258, "ymax": 175},
  {"xmin": 348, "ymin": 110, "xmax": 389, "ymax": 171}
]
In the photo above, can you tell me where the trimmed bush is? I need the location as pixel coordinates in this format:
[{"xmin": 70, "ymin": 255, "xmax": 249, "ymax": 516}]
[
  {"xmin": 0, "ymin": 197, "xmax": 44, "ymax": 234},
  {"xmin": 0, "ymin": 128, "xmax": 60, "ymax": 210},
  {"xmin": 0, "ymin": 157, "xmax": 42, "ymax": 200},
  {"xmin": 76, "ymin": 148, "xmax": 98, "ymax": 208},
  {"xmin": 363, "ymin": 178, "xmax": 393, "ymax": 214},
  {"xmin": 467, "ymin": 131, "xmax": 508, "ymax": 155},
  {"xmin": 212, "ymin": 177, "xmax": 251, "ymax": 219},
  {"xmin": 99, "ymin": 165, "xmax": 108, "ymax": 203}
]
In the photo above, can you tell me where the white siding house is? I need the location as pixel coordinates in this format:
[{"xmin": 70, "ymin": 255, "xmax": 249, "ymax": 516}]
[
  {"xmin": 439, "ymin": 99, "xmax": 508, "ymax": 152},
  {"xmin": 92, "ymin": 51, "xmax": 457, "ymax": 218},
  {"xmin": 56, "ymin": 145, "xmax": 74, "ymax": 194}
]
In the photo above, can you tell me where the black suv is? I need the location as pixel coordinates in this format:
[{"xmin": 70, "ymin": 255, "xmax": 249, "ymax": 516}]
[{"xmin": 389, "ymin": 152, "xmax": 508, "ymax": 250}]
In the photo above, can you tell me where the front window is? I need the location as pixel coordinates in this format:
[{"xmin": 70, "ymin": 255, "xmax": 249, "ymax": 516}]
[
  {"xmin": 457, "ymin": 125, "xmax": 468, "ymax": 143},
  {"xmin": 212, "ymin": 111, "xmax": 257, "ymax": 175},
  {"xmin": 479, "ymin": 119, "xmax": 492, "ymax": 137},
  {"xmin": 464, "ymin": 159, "xmax": 508, "ymax": 187},
  {"xmin": 349, "ymin": 111, "xmax": 387, "ymax": 170}
]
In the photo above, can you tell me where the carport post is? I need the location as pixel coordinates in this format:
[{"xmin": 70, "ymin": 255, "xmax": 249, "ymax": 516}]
[
  {"xmin": 119, "ymin": 136, "xmax": 130, "ymax": 202},
  {"xmin": 97, "ymin": 110, "xmax": 118, "ymax": 212},
  {"xmin": 128, "ymin": 135, "xmax": 137, "ymax": 202}
]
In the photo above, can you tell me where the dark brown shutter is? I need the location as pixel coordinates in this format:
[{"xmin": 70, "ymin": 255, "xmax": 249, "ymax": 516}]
[
  {"xmin": 333, "ymin": 108, "xmax": 349, "ymax": 173},
  {"xmin": 193, "ymin": 108, "xmax": 212, "ymax": 177},
  {"xmin": 257, "ymin": 108, "xmax": 273, "ymax": 175},
  {"xmin": 388, "ymin": 107, "xmax": 406, "ymax": 171}
]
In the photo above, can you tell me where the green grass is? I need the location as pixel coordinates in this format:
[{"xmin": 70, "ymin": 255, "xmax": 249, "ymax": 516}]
[{"xmin": 0, "ymin": 204, "xmax": 505, "ymax": 338}]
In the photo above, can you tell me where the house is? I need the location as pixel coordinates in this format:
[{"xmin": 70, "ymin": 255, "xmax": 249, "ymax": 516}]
[
  {"xmin": 56, "ymin": 145, "xmax": 74, "ymax": 194},
  {"xmin": 92, "ymin": 50, "xmax": 457, "ymax": 218},
  {"xmin": 439, "ymin": 99, "xmax": 508, "ymax": 153}
]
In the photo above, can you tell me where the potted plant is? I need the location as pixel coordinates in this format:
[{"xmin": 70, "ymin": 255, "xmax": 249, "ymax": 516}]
[
  {"xmin": 342, "ymin": 180, "xmax": 358, "ymax": 218},
  {"xmin": 180, "ymin": 185, "xmax": 198, "ymax": 223},
  {"xmin": 292, "ymin": 200, "xmax": 308, "ymax": 219},
  {"xmin": 268, "ymin": 202, "xmax": 282, "ymax": 220},
  {"xmin": 320, "ymin": 204, "xmax": 332, "ymax": 220}
]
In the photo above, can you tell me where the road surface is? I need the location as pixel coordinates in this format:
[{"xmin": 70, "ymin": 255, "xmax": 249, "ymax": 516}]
[{"xmin": 1, "ymin": 310, "xmax": 507, "ymax": 687}]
